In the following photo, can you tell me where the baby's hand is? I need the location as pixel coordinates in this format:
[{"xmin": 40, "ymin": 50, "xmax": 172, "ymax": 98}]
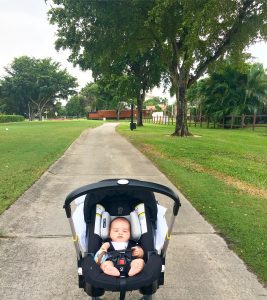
[
  {"xmin": 101, "ymin": 242, "xmax": 110, "ymax": 251},
  {"xmin": 131, "ymin": 246, "xmax": 144, "ymax": 258}
]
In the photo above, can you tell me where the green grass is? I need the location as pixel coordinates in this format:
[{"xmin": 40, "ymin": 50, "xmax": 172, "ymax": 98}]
[
  {"xmin": 118, "ymin": 123, "xmax": 267, "ymax": 284},
  {"xmin": 0, "ymin": 120, "xmax": 102, "ymax": 214}
]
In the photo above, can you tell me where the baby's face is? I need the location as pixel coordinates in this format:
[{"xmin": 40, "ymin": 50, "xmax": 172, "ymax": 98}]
[{"xmin": 109, "ymin": 218, "xmax": 130, "ymax": 242}]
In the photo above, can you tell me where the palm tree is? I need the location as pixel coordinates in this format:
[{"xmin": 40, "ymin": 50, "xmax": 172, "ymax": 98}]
[
  {"xmin": 200, "ymin": 63, "xmax": 267, "ymax": 120},
  {"xmin": 243, "ymin": 63, "xmax": 267, "ymax": 114},
  {"xmin": 202, "ymin": 67, "xmax": 247, "ymax": 119}
]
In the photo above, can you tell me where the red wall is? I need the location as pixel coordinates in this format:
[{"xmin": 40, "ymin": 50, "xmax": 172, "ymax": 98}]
[{"xmin": 88, "ymin": 109, "xmax": 151, "ymax": 120}]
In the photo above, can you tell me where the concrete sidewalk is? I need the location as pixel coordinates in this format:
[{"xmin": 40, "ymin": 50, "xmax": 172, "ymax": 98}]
[{"xmin": 0, "ymin": 123, "xmax": 266, "ymax": 300}]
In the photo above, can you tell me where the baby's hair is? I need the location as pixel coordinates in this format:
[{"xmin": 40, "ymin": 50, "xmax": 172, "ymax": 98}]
[
  {"xmin": 111, "ymin": 217, "xmax": 130, "ymax": 225},
  {"xmin": 110, "ymin": 217, "xmax": 131, "ymax": 231}
]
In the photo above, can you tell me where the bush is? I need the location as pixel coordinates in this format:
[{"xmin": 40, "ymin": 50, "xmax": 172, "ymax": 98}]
[{"xmin": 0, "ymin": 115, "xmax": 25, "ymax": 123}]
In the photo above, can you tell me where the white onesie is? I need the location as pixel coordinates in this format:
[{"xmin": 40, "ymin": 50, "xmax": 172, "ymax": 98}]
[{"xmin": 111, "ymin": 241, "xmax": 128, "ymax": 250}]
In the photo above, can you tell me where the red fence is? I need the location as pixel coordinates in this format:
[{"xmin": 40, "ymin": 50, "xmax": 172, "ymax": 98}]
[{"xmin": 88, "ymin": 109, "xmax": 151, "ymax": 120}]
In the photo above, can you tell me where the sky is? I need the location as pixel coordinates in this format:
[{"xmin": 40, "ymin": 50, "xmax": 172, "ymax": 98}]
[
  {"xmin": 0, "ymin": 0, "xmax": 92, "ymax": 89},
  {"xmin": 1, "ymin": 0, "xmax": 267, "ymax": 100}
]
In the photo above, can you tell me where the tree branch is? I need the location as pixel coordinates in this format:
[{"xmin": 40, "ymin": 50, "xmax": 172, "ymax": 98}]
[{"xmin": 188, "ymin": 0, "xmax": 254, "ymax": 87}]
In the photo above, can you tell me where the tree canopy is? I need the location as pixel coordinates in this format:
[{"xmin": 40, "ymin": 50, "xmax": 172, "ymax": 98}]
[
  {"xmin": 81, "ymin": 80, "xmax": 131, "ymax": 113},
  {"xmin": 65, "ymin": 94, "xmax": 85, "ymax": 117},
  {"xmin": 49, "ymin": 0, "xmax": 267, "ymax": 135},
  {"xmin": 0, "ymin": 56, "xmax": 77, "ymax": 120},
  {"xmin": 144, "ymin": 96, "xmax": 168, "ymax": 112},
  {"xmin": 48, "ymin": 0, "xmax": 165, "ymax": 125}
]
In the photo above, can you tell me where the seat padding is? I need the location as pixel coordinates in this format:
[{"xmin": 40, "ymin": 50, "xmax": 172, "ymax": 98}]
[
  {"xmin": 100, "ymin": 211, "xmax": 111, "ymax": 240},
  {"xmin": 100, "ymin": 210, "xmax": 142, "ymax": 241}
]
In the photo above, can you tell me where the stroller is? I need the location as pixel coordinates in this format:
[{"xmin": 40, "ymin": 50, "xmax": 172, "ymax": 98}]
[{"xmin": 64, "ymin": 179, "xmax": 181, "ymax": 300}]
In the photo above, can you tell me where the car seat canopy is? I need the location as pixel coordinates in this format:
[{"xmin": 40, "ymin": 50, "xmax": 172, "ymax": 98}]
[{"xmin": 83, "ymin": 189, "xmax": 158, "ymax": 225}]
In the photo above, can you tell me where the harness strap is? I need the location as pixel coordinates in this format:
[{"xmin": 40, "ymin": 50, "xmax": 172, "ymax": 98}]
[
  {"xmin": 119, "ymin": 277, "xmax": 127, "ymax": 291},
  {"xmin": 109, "ymin": 250, "xmax": 132, "ymax": 276}
]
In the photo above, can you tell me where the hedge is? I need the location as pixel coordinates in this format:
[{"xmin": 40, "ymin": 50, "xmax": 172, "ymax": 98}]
[{"xmin": 0, "ymin": 115, "xmax": 25, "ymax": 123}]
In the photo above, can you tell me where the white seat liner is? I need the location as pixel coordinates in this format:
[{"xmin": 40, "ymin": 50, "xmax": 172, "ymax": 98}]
[{"xmin": 72, "ymin": 196, "xmax": 168, "ymax": 253}]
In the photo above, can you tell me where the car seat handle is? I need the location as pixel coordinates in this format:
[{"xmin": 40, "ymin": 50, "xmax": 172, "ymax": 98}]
[{"xmin": 64, "ymin": 179, "xmax": 181, "ymax": 216}]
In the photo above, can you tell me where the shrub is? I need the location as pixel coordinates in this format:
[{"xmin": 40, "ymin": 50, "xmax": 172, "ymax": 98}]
[{"xmin": 0, "ymin": 115, "xmax": 25, "ymax": 123}]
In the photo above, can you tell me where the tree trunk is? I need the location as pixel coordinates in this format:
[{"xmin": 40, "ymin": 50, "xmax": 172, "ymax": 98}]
[
  {"xmin": 38, "ymin": 105, "xmax": 42, "ymax": 121},
  {"xmin": 116, "ymin": 109, "xmax": 120, "ymax": 120},
  {"xmin": 28, "ymin": 103, "xmax": 32, "ymax": 121},
  {"xmin": 136, "ymin": 92, "xmax": 144, "ymax": 126},
  {"xmin": 169, "ymin": 39, "xmax": 191, "ymax": 137},
  {"xmin": 172, "ymin": 79, "xmax": 191, "ymax": 137}
]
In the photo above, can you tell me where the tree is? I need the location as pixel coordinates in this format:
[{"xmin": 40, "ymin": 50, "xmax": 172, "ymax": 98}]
[
  {"xmin": 186, "ymin": 79, "xmax": 208, "ymax": 121},
  {"xmin": 144, "ymin": 96, "xmax": 168, "ymax": 112},
  {"xmin": 80, "ymin": 83, "xmax": 100, "ymax": 112},
  {"xmin": 65, "ymin": 95, "xmax": 85, "ymax": 117},
  {"xmin": 0, "ymin": 56, "xmax": 77, "ymax": 120},
  {"xmin": 97, "ymin": 74, "xmax": 134, "ymax": 119},
  {"xmin": 145, "ymin": 97, "xmax": 162, "ymax": 107},
  {"xmin": 145, "ymin": 0, "xmax": 267, "ymax": 135},
  {"xmin": 48, "ymin": 1, "xmax": 165, "ymax": 126},
  {"xmin": 203, "ymin": 67, "xmax": 247, "ymax": 119},
  {"xmin": 189, "ymin": 62, "xmax": 267, "ymax": 120},
  {"xmin": 0, "ymin": 57, "xmax": 30, "ymax": 117},
  {"xmin": 53, "ymin": 101, "xmax": 66, "ymax": 117},
  {"xmin": 80, "ymin": 81, "xmax": 122, "ymax": 112},
  {"xmin": 49, "ymin": 0, "xmax": 267, "ymax": 135},
  {"xmin": 244, "ymin": 63, "xmax": 267, "ymax": 114},
  {"xmin": 120, "ymin": 51, "xmax": 164, "ymax": 125}
]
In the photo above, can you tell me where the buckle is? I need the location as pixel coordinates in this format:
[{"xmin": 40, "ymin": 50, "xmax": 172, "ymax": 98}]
[{"xmin": 118, "ymin": 258, "xmax": 126, "ymax": 265}]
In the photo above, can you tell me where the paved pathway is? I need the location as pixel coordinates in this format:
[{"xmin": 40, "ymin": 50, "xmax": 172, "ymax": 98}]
[{"xmin": 0, "ymin": 123, "xmax": 266, "ymax": 300}]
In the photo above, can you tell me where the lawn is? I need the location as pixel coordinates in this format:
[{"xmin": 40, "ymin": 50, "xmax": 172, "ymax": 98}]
[
  {"xmin": 118, "ymin": 123, "xmax": 267, "ymax": 284},
  {"xmin": 0, "ymin": 120, "xmax": 102, "ymax": 214}
]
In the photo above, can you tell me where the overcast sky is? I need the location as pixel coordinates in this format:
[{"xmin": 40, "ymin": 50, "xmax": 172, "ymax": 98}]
[
  {"xmin": 1, "ymin": 0, "xmax": 267, "ymax": 98},
  {"xmin": 0, "ymin": 0, "xmax": 92, "ymax": 89}
]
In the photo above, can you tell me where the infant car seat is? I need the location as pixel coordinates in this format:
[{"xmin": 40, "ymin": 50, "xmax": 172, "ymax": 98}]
[{"xmin": 64, "ymin": 179, "xmax": 181, "ymax": 300}]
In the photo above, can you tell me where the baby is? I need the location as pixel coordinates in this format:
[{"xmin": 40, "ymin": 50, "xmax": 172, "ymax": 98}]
[{"xmin": 94, "ymin": 217, "xmax": 145, "ymax": 277}]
